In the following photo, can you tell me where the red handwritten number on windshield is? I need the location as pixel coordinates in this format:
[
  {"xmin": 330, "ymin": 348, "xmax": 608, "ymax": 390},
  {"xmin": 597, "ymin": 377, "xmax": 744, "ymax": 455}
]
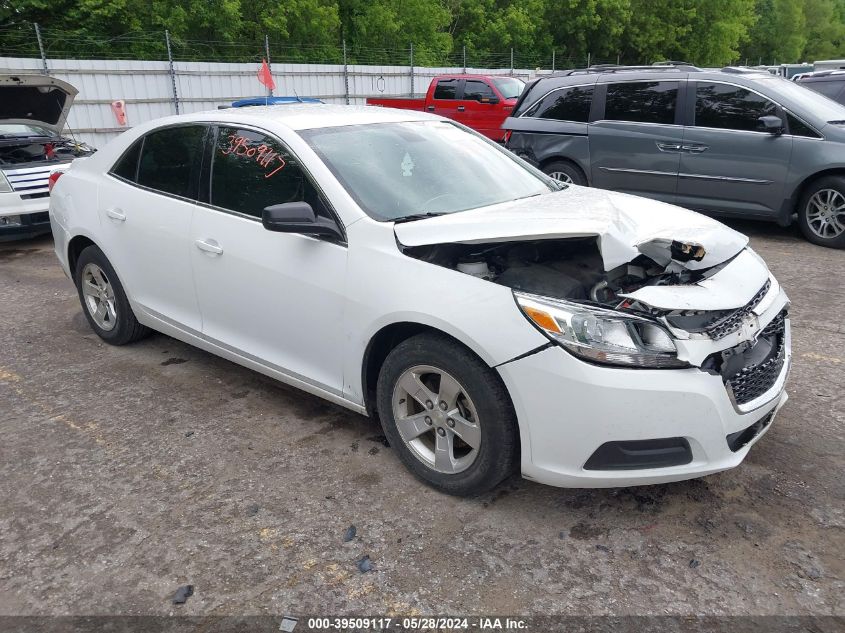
[{"xmin": 222, "ymin": 134, "xmax": 287, "ymax": 178}]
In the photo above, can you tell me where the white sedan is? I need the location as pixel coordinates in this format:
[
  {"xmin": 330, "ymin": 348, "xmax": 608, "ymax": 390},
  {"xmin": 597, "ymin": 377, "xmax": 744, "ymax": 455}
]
[{"xmin": 49, "ymin": 104, "xmax": 790, "ymax": 496}]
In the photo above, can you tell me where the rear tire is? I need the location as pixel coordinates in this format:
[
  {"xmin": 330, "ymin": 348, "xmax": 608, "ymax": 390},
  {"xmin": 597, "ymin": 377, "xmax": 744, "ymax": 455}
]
[
  {"xmin": 797, "ymin": 176, "xmax": 845, "ymax": 249},
  {"xmin": 376, "ymin": 332, "xmax": 519, "ymax": 496},
  {"xmin": 542, "ymin": 160, "xmax": 587, "ymax": 186},
  {"xmin": 74, "ymin": 245, "xmax": 151, "ymax": 345}
]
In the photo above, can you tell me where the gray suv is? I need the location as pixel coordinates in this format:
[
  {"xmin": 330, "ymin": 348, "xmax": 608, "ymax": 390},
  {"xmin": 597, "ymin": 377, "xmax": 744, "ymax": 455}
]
[{"xmin": 504, "ymin": 64, "xmax": 845, "ymax": 248}]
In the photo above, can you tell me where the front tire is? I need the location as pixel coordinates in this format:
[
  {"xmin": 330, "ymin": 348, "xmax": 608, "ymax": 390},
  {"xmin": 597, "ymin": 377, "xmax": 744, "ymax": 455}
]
[
  {"xmin": 376, "ymin": 333, "xmax": 519, "ymax": 496},
  {"xmin": 798, "ymin": 176, "xmax": 845, "ymax": 248},
  {"xmin": 74, "ymin": 245, "xmax": 150, "ymax": 345}
]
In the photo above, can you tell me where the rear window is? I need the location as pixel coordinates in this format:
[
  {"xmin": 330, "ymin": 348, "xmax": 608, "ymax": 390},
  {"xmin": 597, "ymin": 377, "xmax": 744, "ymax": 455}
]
[
  {"xmin": 525, "ymin": 85, "xmax": 593, "ymax": 122},
  {"xmin": 433, "ymin": 79, "xmax": 458, "ymax": 100},
  {"xmin": 137, "ymin": 125, "xmax": 206, "ymax": 199},
  {"xmin": 604, "ymin": 81, "xmax": 678, "ymax": 125}
]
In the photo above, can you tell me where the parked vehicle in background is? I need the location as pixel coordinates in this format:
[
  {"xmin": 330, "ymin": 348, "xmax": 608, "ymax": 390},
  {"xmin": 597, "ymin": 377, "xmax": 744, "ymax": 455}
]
[
  {"xmin": 230, "ymin": 96, "xmax": 324, "ymax": 107},
  {"xmin": 367, "ymin": 74, "xmax": 524, "ymax": 141},
  {"xmin": 812, "ymin": 60, "xmax": 845, "ymax": 72},
  {"xmin": 504, "ymin": 63, "xmax": 845, "ymax": 248},
  {"xmin": 49, "ymin": 104, "xmax": 789, "ymax": 495},
  {"xmin": 795, "ymin": 71, "xmax": 845, "ymax": 105},
  {"xmin": 0, "ymin": 75, "xmax": 94, "ymax": 240}
]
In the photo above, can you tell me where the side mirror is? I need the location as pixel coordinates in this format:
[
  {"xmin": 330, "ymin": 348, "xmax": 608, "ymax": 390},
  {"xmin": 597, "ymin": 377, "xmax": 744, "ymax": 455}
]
[
  {"xmin": 479, "ymin": 96, "xmax": 499, "ymax": 105},
  {"xmin": 757, "ymin": 115, "xmax": 784, "ymax": 135},
  {"xmin": 262, "ymin": 202, "xmax": 343, "ymax": 240}
]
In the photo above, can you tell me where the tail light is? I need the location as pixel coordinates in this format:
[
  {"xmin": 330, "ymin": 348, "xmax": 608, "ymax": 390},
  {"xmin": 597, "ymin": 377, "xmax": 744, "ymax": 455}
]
[
  {"xmin": 48, "ymin": 171, "xmax": 63, "ymax": 193},
  {"xmin": 502, "ymin": 130, "xmax": 512, "ymax": 145}
]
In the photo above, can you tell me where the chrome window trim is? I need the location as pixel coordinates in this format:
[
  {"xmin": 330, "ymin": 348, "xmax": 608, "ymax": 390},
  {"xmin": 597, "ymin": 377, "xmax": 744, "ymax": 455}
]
[{"xmin": 598, "ymin": 166, "xmax": 676, "ymax": 177}]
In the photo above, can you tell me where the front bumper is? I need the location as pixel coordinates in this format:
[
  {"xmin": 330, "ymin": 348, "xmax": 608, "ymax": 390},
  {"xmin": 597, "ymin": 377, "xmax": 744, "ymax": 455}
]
[
  {"xmin": 497, "ymin": 292, "xmax": 791, "ymax": 488},
  {"xmin": 0, "ymin": 193, "xmax": 52, "ymax": 240}
]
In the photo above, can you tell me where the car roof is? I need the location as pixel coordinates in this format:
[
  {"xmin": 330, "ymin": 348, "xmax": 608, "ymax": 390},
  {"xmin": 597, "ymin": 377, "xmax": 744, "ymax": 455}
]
[{"xmin": 183, "ymin": 103, "xmax": 439, "ymax": 131}]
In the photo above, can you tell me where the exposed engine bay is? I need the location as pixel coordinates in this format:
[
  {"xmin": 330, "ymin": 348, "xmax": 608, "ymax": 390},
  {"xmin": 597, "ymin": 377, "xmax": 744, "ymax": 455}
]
[
  {"xmin": 0, "ymin": 136, "xmax": 95, "ymax": 166},
  {"xmin": 402, "ymin": 236, "xmax": 729, "ymax": 318}
]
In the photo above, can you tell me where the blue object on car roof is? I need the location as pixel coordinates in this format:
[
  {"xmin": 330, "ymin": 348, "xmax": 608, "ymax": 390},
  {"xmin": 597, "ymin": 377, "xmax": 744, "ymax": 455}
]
[{"xmin": 231, "ymin": 96, "xmax": 324, "ymax": 107}]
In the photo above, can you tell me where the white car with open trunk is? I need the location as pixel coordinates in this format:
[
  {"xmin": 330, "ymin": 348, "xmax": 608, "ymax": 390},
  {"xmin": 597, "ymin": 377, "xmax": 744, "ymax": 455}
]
[{"xmin": 49, "ymin": 104, "xmax": 790, "ymax": 495}]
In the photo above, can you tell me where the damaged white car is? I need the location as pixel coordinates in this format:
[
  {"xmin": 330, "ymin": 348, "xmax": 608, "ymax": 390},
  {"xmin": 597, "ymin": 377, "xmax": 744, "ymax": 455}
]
[
  {"xmin": 0, "ymin": 75, "xmax": 95, "ymax": 240},
  {"xmin": 49, "ymin": 105, "xmax": 790, "ymax": 495}
]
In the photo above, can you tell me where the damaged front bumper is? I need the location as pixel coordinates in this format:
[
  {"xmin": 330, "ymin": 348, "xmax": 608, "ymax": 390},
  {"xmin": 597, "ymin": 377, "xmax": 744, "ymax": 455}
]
[{"xmin": 497, "ymin": 281, "xmax": 790, "ymax": 488}]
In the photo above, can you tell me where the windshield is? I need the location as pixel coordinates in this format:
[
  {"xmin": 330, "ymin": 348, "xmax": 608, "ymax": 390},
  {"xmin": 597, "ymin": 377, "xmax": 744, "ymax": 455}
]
[
  {"xmin": 301, "ymin": 120, "xmax": 554, "ymax": 221},
  {"xmin": 761, "ymin": 76, "xmax": 845, "ymax": 121},
  {"xmin": 493, "ymin": 77, "xmax": 525, "ymax": 99},
  {"xmin": 0, "ymin": 123, "xmax": 54, "ymax": 139}
]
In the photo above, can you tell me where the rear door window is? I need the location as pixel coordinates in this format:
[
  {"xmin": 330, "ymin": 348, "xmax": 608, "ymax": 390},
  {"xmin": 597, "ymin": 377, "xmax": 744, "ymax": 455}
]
[
  {"xmin": 210, "ymin": 126, "xmax": 332, "ymax": 221},
  {"xmin": 604, "ymin": 81, "xmax": 679, "ymax": 124},
  {"xmin": 433, "ymin": 80, "xmax": 459, "ymax": 100},
  {"xmin": 463, "ymin": 80, "xmax": 496, "ymax": 102},
  {"xmin": 136, "ymin": 125, "xmax": 206, "ymax": 198},
  {"xmin": 525, "ymin": 85, "xmax": 594, "ymax": 122},
  {"xmin": 694, "ymin": 82, "xmax": 778, "ymax": 131},
  {"xmin": 111, "ymin": 139, "xmax": 142, "ymax": 182}
]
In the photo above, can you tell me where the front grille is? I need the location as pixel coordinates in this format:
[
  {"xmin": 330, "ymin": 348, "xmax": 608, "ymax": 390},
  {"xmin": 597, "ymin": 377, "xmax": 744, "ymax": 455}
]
[
  {"xmin": 2, "ymin": 162, "xmax": 69, "ymax": 197},
  {"xmin": 725, "ymin": 312, "xmax": 787, "ymax": 406},
  {"xmin": 707, "ymin": 280, "xmax": 771, "ymax": 339}
]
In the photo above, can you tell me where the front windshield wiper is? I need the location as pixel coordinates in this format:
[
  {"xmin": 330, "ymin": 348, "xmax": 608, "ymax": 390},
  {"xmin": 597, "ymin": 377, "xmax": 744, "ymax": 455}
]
[{"xmin": 392, "ymin": 211, "xmax": 448, "ymax": 224}]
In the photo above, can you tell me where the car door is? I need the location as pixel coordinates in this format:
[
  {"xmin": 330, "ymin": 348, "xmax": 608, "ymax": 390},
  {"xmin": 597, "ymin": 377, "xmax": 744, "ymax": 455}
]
[
  {"xmin": 97, "ymin": 124, "xmax": 206, "ymax": 331},
  {"xmin": 429, "ymin": 78, "xmax": 463, "ymax": 121},
  {"xmin": 461, "ymin": 78, "xmax": 502, "ymax": 140},
  {"xmin": 588, "ymin": 79, "xmax": 684, "ymax": 203},
  {"xmin": 676, "ymin": 81, "xmax": 793, "ymax": 216},
  {"xmin": 189, "ymin": 125, "xmax": 348, "ymax": 396}
]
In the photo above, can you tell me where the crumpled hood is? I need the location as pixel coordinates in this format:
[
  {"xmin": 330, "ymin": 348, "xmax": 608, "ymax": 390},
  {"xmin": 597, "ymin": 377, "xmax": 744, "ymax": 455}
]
[
  {"xmin": 394, "ymin": 186, "xmax": 748, "ymax": 272},
  {"xmin": 0, "ymin": 74, "xmax": 77, "ymax": 134}
]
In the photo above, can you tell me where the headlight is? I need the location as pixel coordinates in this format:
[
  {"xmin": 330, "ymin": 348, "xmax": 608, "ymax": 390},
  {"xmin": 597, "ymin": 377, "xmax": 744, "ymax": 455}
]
[
  {"xmin": 514, "ymin": 291, "xmax": 689, "ymax": 368},
  {"xmin": 0, "ymin": 172, "xmax": 12, "ymax": 194}
]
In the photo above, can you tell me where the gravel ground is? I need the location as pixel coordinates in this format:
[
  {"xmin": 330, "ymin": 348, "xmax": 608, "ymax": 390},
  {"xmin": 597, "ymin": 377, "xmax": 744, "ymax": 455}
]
[{"xmin": 0, "ymin": 221, "xmax": 842, "ymax": 621}]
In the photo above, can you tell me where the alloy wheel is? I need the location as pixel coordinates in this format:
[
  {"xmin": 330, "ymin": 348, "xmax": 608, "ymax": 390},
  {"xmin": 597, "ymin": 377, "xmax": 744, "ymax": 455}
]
[
  {"xmin": 391, "ymin": 365, "xmax": 481, "ymax": 474},
  {"xmin": 81, "ymin": 263, "xmax": 117, "ymax": 331},
  {"xmin": 806, "ymin": 188, "xmax": 845, "ymax": 239},
  {"xmin": 548, "ymin": 171, "xmax": 573, "ymax": 184}
]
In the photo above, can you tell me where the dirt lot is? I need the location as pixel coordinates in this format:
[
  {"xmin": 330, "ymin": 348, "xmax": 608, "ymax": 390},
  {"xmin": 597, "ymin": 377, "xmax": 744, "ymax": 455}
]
[{"xmin": 0, "ymin": 221, "xmax": 842, "ymax": 620}]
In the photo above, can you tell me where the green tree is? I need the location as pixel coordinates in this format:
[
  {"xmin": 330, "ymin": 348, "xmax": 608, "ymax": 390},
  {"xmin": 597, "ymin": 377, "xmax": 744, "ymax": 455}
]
[
  {"xmin": 742, "ymin": 0, "xmax": 806, "ymax": 65},
  {"xmin": 803, "ymin": 0, "xmax": 845, "ymax": 60}
]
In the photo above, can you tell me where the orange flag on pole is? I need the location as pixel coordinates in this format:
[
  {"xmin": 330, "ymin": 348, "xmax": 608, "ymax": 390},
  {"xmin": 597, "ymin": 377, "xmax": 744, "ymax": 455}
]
[{"xmin": 258, "ymin": 59, "xmax": 275, "ymax": 91}]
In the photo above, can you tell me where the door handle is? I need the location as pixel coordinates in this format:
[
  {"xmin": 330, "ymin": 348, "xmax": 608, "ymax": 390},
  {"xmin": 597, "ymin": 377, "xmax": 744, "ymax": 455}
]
[
  {"xmin": 106, "ymin": 208, "xmax": 126, "ymax": 222},
  {"xmin": 457, "ymin": 105, "xmax": 466, "ymax": 112},
  {"xmin": 426, "ymin": 105, "xmax": 435, "ymax": 111},
  {"xmin": 682, "ymin": 144, "xmax": 709, "ymax": 153},
  {"xmin": 656, "ymin": 142, "xmax": 682, "ymax": 152},
  {"xmin": 195, "ymin": 239, "xmax": 223, "ymax": 255}
]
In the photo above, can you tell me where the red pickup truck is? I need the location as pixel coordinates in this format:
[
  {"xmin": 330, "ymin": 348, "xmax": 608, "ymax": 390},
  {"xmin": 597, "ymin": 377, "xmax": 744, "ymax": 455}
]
[{"xmin": 366, "ymin": 74, "xmax": 524, "ymax": 142}]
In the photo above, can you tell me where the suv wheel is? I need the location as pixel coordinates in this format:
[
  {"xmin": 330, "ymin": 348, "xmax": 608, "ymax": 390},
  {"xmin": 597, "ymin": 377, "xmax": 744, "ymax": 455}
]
[
  {"xmin": 74, "ymin": 245, "xmax": 151, "ymax": 345},
  {"xmin": 798, "ymin": 176, "xmax": 845, "ymax": 248},
  {"xmin": 542, "ymin": 160, "xmax": 587, "ymax": 186},
  {"xmin": 376, "ymin": 333, "xmax": 519, "ymax": 496}
]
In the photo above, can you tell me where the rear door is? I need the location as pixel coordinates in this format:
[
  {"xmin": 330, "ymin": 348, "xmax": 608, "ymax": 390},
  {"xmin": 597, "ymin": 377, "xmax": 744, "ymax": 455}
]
[
  {"xmin": 97, "ymin": 124, "xmax": 206, "ymax": 331},
  {"xmin": 676, "ymin": 81, "xmax": 793, "ymax": 216},
  {"xmin": 429, "ymin": 78, "xmax": 463, "ymax": 121},
  {"xmin": 588, "ymin": 79, "xmax": 683, "ymax": 203},
  {"xmin": 461, "ymin": 78, "xmax": 504, "ymax": 140}
]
